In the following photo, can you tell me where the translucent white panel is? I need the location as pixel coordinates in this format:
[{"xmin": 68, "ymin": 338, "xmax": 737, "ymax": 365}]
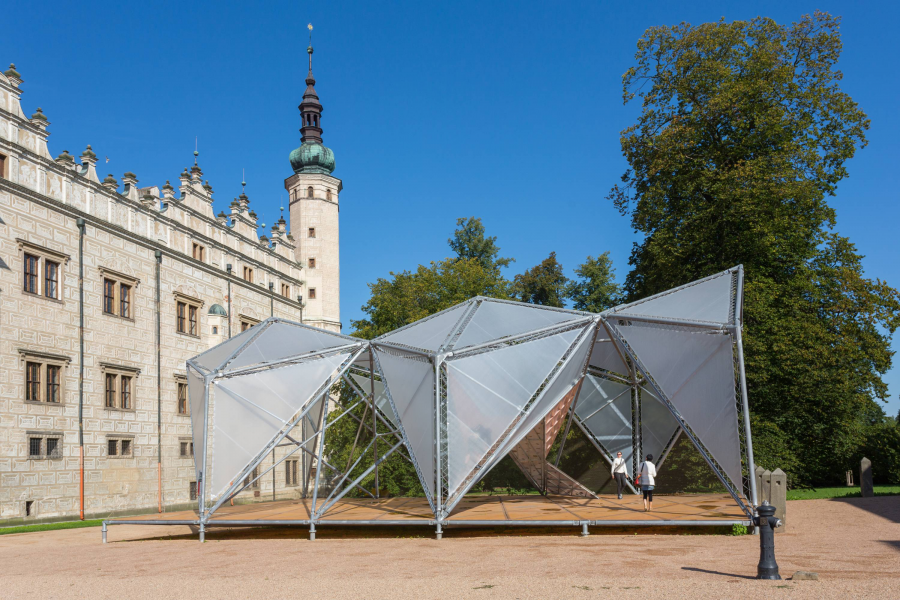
[
  {"xmin": 575, "ymin": 375, "xmax": 632, "ymax": 423},
  {"xmin": 187, "ymin": 367, "xmax": 206, "ymax": 477},
  {"xmin": 379, "ymin": 303, "xmax": 468, "ymax": 352},
  {"xmin": 616, "ymin": 271, "xmax": 734, "ymax": 324},
  {"xmin": 639, "ymin": 387, "xmax": 680, "ymax": 465},
  {"xmin": 209, "ymin": 352, "xmax": 349, "ymax": 499},
  {"xmin": 583, "ymin": 389, "xmax": 633, "ymax": 469},
  {"xmin": 615, "ymin": 323, "xmax": 742, "ymax": 487},
  {"xmin": 301, "ymin": 395, "xmax": 326, "ymax": 486},
  {"xmin": 490, "ymin": 326, "xmax": 594, "ymax": 464},
  {"xmin": 192, "ymin": 326, "xmax": 258, "ymax": 372},
  {"xmin": 350, "ymin": 373, "xmax": 397, "ymax": 425},
  {"xmin": 445, "ymin": 328, "xmax": 577, "ymax": 497},
  {"xmin": 454, "ymin": 300, "xmax": 583, "ymax": 349},
  {"xmin": 224, "ymin": 322, "xmax": 354, "ymax": 372},
  {"xmin": 374, "ymin": 349, "xmax": 435, "ymax": 498},
  {"xmin": 589, "ymin": 338, "xmax": 629, "ymax": 375}
]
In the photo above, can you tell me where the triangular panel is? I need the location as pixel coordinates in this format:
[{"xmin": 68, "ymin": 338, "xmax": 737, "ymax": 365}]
[
  {"xmin": 187, "ymin": 366, "xmax": 207, "ymax": 476},
  {"xmin": 445, "ymin": 328, "xmax": 579, "ymax": 498},
  {"xmin": 589, "ymin": 336, "xmax": 629, "ymax": 375},
  {"xmin": 454, "ymin": 300, "xmax": 584, "ymax": 349},
  {"xmin": 580, "ymin": 385, "xmax": 633, "ymax": 470},
  {"xmin": 374, "ymin": 349, "xmax": 435, "ymax": 498},
  {"xmin": 615, "ymin": 270, "xmax": 734, "ymax": 324},
  {"xmin": 639, "ymin": 386, "xmax": 680, "ymax": 467},
  {"xmin": 209, "ymin": 352, "xmax": 349, "ymax": 499},
  {"xmin": 613, "ymin": 322, "xmax": 742, "ymax": 487},
  {"xmin": 224, "ymin": 322, "xmax": 355, "ymax": 372},
  {"xmin": 191, "ymin": 326, "xmax": 259, "ymax": 372},
  {"xmin": 378, "ymin": 303, "xmax": 469, "ymax": 352}
]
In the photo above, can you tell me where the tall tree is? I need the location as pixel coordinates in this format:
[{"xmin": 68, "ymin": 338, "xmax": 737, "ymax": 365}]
[
  {"xmin": 513, "ymin": 252, "xmax": 569, "ymax": 308},
  {"xmin": 448, "ymin": 217, "xmax": 513, "ymax": 273},
  {"xmin": 610, "ymin": 12, "xmax": 900, "ymax": 484},
  {"xmin": 566, "ymin": 252, "xmax": 623, "ymax": 312}
]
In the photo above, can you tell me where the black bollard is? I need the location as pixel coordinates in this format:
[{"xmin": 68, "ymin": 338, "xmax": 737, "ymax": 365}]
[{"xmin": 754, "ymin": 501, "xmax": 781, "ymax": 580}]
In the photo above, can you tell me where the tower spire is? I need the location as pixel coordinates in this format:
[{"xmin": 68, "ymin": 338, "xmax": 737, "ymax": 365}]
[{"xmin": 288, "ymin": 24, "xmax": 336, "ymax": 175}]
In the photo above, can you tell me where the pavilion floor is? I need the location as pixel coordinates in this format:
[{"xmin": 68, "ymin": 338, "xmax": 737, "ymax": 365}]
[{"xmin": 108, "ymin": 493, "xmax": 749, "ymax": 528}]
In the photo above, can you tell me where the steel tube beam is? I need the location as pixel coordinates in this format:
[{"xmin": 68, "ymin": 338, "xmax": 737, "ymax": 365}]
[{"xmin": 734, "ymin": 266, "xmax": 758, "ymax": 507}]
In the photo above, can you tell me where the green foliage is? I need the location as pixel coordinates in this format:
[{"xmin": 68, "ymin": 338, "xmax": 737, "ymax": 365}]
[
  {"xmin": 731, "ymin": 523, "xmax": 748, "ymax": 536},
  {"xmin": 786, "ymin": 485, "xmax": 900, "ymax": 500},
  {"xmin": 448, "ymin": 217, "xmax": 514, "ymax": 273},
  {"xmin": 350, "ymin": 257, "xmax": 513, "ymax": 339},
  {"xmin": 513, "ymin": 252, "xmax": 569, "ymax": 307},
  {"xmin": 0, "ymin": 519, "xmax": 104, "ymax": 535},
  {"xmin": 854, "ymin": 416, "xmax": 900, "ymax": 485},
  {"xmin": 566, "ymin": 252, "xmax": 623, "ymax": 312},
  {"xmin": 611, "ymin": 12, "xmax": 900, "ymax": 486}
]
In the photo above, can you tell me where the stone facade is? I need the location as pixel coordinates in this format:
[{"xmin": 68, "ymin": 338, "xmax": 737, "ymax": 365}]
[{"xmin": 0, "ymin": 63, "xmax": 340, "ymax": 524}]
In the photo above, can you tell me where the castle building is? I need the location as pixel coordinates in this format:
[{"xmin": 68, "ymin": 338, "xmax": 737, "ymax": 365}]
[{"xmin": 0, "ymin": 51, "xmax": 341, "ymax": 524}]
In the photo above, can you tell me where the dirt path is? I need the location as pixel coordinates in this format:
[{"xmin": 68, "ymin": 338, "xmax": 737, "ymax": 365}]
[{"xmin": 0, "ymin": 497, "xmax": 897, "ymax": 599}]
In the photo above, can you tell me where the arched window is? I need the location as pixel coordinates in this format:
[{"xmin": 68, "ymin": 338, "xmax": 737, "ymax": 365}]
[
  {"xmin": 326, "ymin": 189, "xmax": 332, "ymax": 201},
  {"xmin": 307, "ymin": 186, "xmax": 314, "ymax": 198}
]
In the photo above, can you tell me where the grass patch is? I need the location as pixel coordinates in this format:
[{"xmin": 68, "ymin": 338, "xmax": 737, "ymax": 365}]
[
  {"xmin": 0, "ymin": 519, "xmax": 105, "ymax": 536},
  {"xmin": 787, "ymin": 486, "xmax": 900, "ymax": 501}
]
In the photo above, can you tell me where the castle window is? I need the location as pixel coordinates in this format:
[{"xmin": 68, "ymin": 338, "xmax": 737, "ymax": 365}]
[
  {"xmin": 0, "ymin": 153, "xmax": 6, "ymax": 179},
  {"xmin": 102, "ymin": 364, "xmax": 140, "ymax": 410},
  {"xmin": 212, "ymin": 325, "xmax": 218, "ymax": 335},
  {"xmin": 308, "ymin": 227, "xmax": 316, "ymax": 238},
  {"xmin": 20, "ymin": 350, "xmax": 69, "ymax": 404},
  {"xmin": 100, "ymin": 268, "xmax": 139, "ymax": 320},
  {"xmin": 180, "ymin": 438, "xmax": 194, "ymax": 457},
  {"xmin": 243, "ymin": 266, "xmax": 254, "ymax": 283},
  {"xmin": 175, "ymin": 293, "xmax": 203, "ymax": 337},
  {"xmin": 107, "ymin": 436, "xmax": 134, "ymax": 458},
  {"xmin": 307, "ymin": 187, "xmax": 314, "ymax": 198},
  {"xmin": 177, "ymin": 380, "xmax": 189, "ymax": 415},
  {"xmin": 192, "ymin": 243, "xmax": 205, "ymax": 262},
  {"xmin": 308, "ymin": 288, "xmax": 317, "ymax": 300},
  {"xmin": 244, "ymin": 465, "xmax": 260, "ymax": 490},
  {"xmin": 308, "ymin": 258, "xmax": 316, "ymax": 269},
  {"xmin": 326, "ymin": 189, "xmax": 332, "ymax": 201},
  {"xmin": 286, "ymin": 459, "xmax": 299, "ymax": 487},
  {"xmin": 281, "ymin": 283, "xmax": 290, "ymax": 298},
  {"xmin": 28, "ymin": 433, "xmax": 63, "ymax": 460},
  {"xmin": 240, "ymin": 315, "xmax": 260, "ymax": 332},
  {"xmin": 18, "ymin": 240, "xmax": 70, "ymax": 302},
  {"xmin": 45, "ymin": 261, "xmax": 59, "ymax": 299},
  {"xmin": 24, "ymin": 254, "xmax": 39, "ymax": 294}
]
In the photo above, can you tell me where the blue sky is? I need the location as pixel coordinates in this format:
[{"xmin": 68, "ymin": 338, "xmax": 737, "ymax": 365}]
[{"xmin": 3, "ymin": 0, "xmax": 898, "ymax": 414}]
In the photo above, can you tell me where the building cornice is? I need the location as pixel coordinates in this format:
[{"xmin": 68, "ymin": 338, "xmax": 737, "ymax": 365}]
[{"xmin": 0, "ymin": 178, "xmax": 305, "ymax": 310}]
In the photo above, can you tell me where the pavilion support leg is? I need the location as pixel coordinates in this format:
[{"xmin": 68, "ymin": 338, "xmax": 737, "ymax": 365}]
[
  {"xmin": 101, "ymin": 521, "xmax": 107, "ymax": 544},
  {"xmin": 581, "ymin": 522, "xmax": 589, "ymax": 537},
  {"xmin": 199, "ymin": 521, "xmax": 205, "ymax": 543},
  {"xmin": 309, "ymin": 522, "xmax": 316, "ymax": 541},
  {"xmin": 435, "ymin": 522, "xmax": 443, "ymax": 540}
]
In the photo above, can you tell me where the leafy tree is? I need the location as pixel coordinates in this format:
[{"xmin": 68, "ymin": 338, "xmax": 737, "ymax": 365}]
[
  {"xmin": 610, "ymin": 12, "xmax": 900, "ymax": 485},
  {"xmin": 566, "ymin": 252, "xmax": 623, "ymax": 312},
  {"xmin": 448, "ymin": 217, "xmax": 513, "ymax": 273},
  {"xmin": 513, "ymin": 252, "xmax": 570, "ymax": 308}
]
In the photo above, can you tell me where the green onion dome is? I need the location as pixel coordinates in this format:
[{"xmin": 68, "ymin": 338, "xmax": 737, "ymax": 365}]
[{"xmin": 289, "ymin": 142, "xmax": 335, "ymax": 175}]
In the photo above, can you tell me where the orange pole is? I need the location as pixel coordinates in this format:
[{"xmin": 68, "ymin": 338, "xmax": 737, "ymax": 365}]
[
  {"xmin": 158, "ymin": 463, "xmax": 162, "ymax": 513},
  {"xmin": 79, "ymin": 445, "xmax": 84, "ymax": 520}
]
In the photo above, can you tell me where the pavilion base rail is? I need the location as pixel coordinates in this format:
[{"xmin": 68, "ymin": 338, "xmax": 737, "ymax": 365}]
[{"xmin": 102, "ymin": 516, "xmax": 752, "ymax": 543}]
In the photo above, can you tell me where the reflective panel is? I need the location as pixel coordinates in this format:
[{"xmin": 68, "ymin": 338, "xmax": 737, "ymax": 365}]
[
  {"xmin": 374, "ymin": 349, "xmax": 436, "ymax": 498},
  {"xmin": 454, "ymin": 300, "xmax": 584, "ymax": 349},
  {"xmin": 615, "ymin": 270, "xmax": 734, "ymax": 324},
  {"xmin": 613, "ymin": 322, "xmax": 742, "ymax": 488},
  {"xmin": 378, "ymin": 303, "xmax": 469, "ymax": 352},
  {"xmin": 445, "ymin": 328, "xmax": 578, "ymax": 498}
]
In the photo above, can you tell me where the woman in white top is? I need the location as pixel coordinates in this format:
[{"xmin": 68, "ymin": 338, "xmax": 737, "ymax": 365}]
[
  {"xmin": 610, "ymin": 451, "xmax": 628, "ymax": 499},
  {"xmin": 637, "ymin": 454, "xmax": 657, "ymax": 512}
]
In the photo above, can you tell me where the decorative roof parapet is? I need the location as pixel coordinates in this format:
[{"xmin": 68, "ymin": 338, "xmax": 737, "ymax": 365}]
[
  {"xmin": 122, "ymin": 172, "xmax": 140, "ymax": 200},
  {"xmin": 30, "ymin": 107, "xmax": 48, "ymax": 130},
  {"xmin": 4, "ymin": 63, "xmax": 22, "ymax": 87},
  {"xmin": 162, "ymin": 180, "xmax": 175, "ymax": 199},
  {"xmin": 55, "ymin": 150, "xmax": 75, "ymax": 170},
  {"xmin": 102, "ymin": 173, "xmax": 119, "ymax": 192},
  {"xmin": 79, "ymin": 145, "xmax": 99, "ymax": 183}
]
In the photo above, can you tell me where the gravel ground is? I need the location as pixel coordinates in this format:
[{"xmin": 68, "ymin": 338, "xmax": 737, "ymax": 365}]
[{"xmin": 0, "ymin": 496, "xmax": 897, "ymax": 599}]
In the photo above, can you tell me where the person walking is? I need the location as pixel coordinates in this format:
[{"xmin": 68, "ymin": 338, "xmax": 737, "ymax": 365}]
[
  {"xmin": 636, "ymin": 454, "xmax": 657, "ymax": 512},
  {"xmin": 610, "ymin": 451, "xmax": 628, "ymax": 499}
]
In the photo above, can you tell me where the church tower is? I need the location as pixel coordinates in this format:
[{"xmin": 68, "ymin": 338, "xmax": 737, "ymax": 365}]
[{"xmin": 285, "ymin": 39, "xmax": 341, "ymax": 332}]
